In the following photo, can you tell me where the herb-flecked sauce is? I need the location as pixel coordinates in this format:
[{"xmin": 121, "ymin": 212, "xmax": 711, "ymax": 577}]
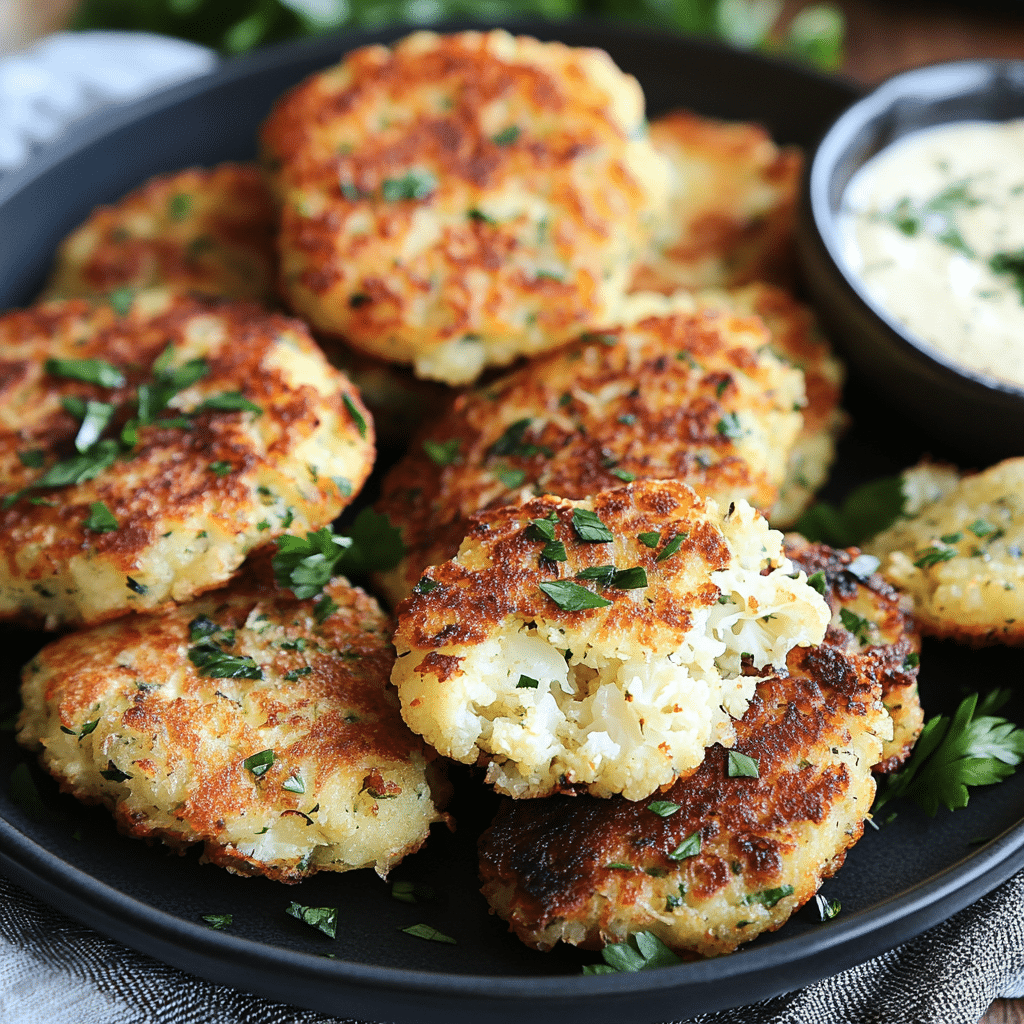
[{"xmin": 838, "ymin": 119, "xmax": 1024, "ymax": 390}]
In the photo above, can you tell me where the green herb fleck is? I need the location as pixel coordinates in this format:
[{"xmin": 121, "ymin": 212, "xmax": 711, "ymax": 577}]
[
  {"xmin": 45, "ymin": 357, "xmax": 125, "ymax": 389},
  {"xmin": 647, "ymin": 801, "xmax": 680, "ymax": 818},
  {"xmin": 493, "ymin": 464, "xmax": 526, "ymax": 489},
  {"xmin": 283, "ymin": 667, "xmax": 312, "ymax": 682},
  {"xmin": 727, "ymin": 750, "xmax": 760, "ymax": 778},
  {"xmin": 423, "ymin": 438, "xmax": 462, "ymax": 466},
  {"xmin": 209, "ymin": 461, "xmax": 233, "ymax": 477},
  {"xmin": 839, "ymin": 606, "xmax": 874, "ymax": 644},
  {"xmin": 84, "ymin": 501, "xmax": 118, "ymax": 533},
  {"xmin": 343, "ymin": 394, "xmax": 367, "ymax": 438},
  {"xmin": 610, "ymin": 468, "xmax": 636, "ymax": 482},
  {"xmin": 583, "ymin": 930, "xmax": 681, "ymax": 974},
  {"xmin": 190, "ymin": 644, "xmax": 262, "ymax": 680},
  {"xmin": 813, "ymin": 894, "xmax": 841, "ymax": 922},
  {"xmin": 715, "ymin": 412, "xmax": 744, "ymax": 439},
  {"xmin": 391, "ymin": 880, "xmax": 436, "ymax": 904},
  {"xmin": 286, "ymin": 902, "xmax": 337, "ymax": 939},
  {"xmin": 517, "ymin": 675, "xmax": 540, "ymax": 689},
  {"xmin": 745, "ymin": 885, "xmax": 794, "ymax": 909},
  {"xmin": 196, "ymin": 392, "xmax": 262, "ymax": 415},
  {"xmin": 540, "ymin": 540, "xmax": 567, "ymax": 562},
  {"xmin": 807, "ymin": 570, "xmax": 827, "ymax": 596},
  {"xmin": 914, "ymin": 545, "xmax": 957, "ymax": 569},
  {"xmin": 610, "ymin": 566, "xmax": 647, "ymax": 590},
  {"xmin": 401, "ymin": 923, "xmax": 456, "ymax": 944},
  {"xmin": 201, "ymin": 913, "xmax": 232, "ymax": 929},
  {"xmin": 539, "ymin": 580, "xmax": 613, "ymax": 611},
  {"xmin": 638, "ymin": 531, "xmax": 660, "ymax": 548},
  {"xmin": 491, "ymin": 126, "xmax": 520, "ymax": 146},
  {"xmin": 572, "ymin": 508, "xmax": 613, "ymax": 543},
  {"xmin": 669, "ymin": 831, "xmax": 702, "ymax": 860},
  {"xmin": 969, "ymin": 519, "xmax": 997, "ymax": 538},
  {"xmin": 168, "ymin": 194, "xmax": 192, "ymax": 221},
  {"xmin": 17, "ymin": 449, "xmax": 45, "ymax": 468},
  {"xmin": 381, "ymin": 169, "xmax": 436, "ymax": 202},
  {"xmin": 99, "ymin": 761, "xmax": 131, "ymax": 783},
  {"xmin": 414, "ymin": 578, "xmax": 438, "ymax": 595},
  {"xmin": 282, "ymin": 774, "xmax": 305, "ymax": 793},
  {"xmin": 243, "ymin": 749, "xmax": 275, "ymax": 778},
  {"xmin": 108, "ymin": 287, "xmax": 134, "ymax": 316}
]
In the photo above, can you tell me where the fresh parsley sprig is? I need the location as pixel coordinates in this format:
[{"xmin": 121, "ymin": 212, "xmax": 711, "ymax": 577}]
[
  {"xmin": 873, "ymin": 690, "xmax": 1024, "ymax": 817},
  {"xmin": 582, "ymin": 930, "xmax": 681, "ymax": 975},
  {"xmin": 794, "ymin": 475, "xmax": 905, "ymax": 547}
]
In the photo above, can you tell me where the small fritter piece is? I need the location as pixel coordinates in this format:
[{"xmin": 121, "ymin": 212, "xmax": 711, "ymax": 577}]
[
  {"xmin": 630, "ymin": 110, "xmax": 801, "ymax": 294},
  {"xmin": 260, "ymin": 30, "xmax": 671, "ymax": 384},
  {"xmin": 391, "ymin": 482, "xmax": 830, "ymax": 801},
  {"xmin": 375, "ymin": 298, "xmax": 805, "ymax": 605},
  {"xmin": 864, "ymin": 457, "xmax": 1024, "ymax": 646},
  {"xmin": 0, "ymin": 292, "xmax": 374, "ymax": 628},
  {"xmin": 700, "ymin": 284, "xmax": 846, "ymax": 528},
  {"xmin": 18, "ymin": 572, "xmax": 449, "ymax": 881},
  {"xmin": 784, "ymin": 538, "xmax": 923, "ymax": 772},
  {"xmin": 42, "ymin": 164, "xmax": 277, "ymax": 305},
  {"xmin": 478, "ymin": 558, "xmax": 894, "ymax": 957}
]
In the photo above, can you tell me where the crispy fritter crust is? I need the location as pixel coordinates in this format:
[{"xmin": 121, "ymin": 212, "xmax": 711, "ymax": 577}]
[
  {"xmin": 42, "ymin": 164, "xmax": 277, "ymax": 305},
  {"xmin": 391, "ymin": 482, "xmax": 829, "ymax": 800},
  {"xmin": 260, "ymin": 30, "xmax": 670, "ymax": 383},
  {"xmin": 864, "ymin": 458, "xmax": 1024, "ymax": 646},
  {"xmin": 0, "ymin": 293, "xmax": 373, "ymax": 628},
  {"xmin": 478, "ymin": 556, "xmax": 895, "ymax": 957},
  {"xmin": 18, "ymin": 571, "xmax": 449, "ymax": 881},
  {"xmin": 375, "ymin": 301, "xmax": 803, "ymax": 605},
  {"xmin": 631, "ymin": 109, "xmax": 801, "ymax": 293},
  {"xmin": 783, "ymin": 538, "xmax": 923, "ymax": 772}
]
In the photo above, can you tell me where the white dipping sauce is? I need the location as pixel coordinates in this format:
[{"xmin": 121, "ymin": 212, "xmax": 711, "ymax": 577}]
[{"xmin": 838, "ymin": 119, "xmax": 1024, "ymax": 389}]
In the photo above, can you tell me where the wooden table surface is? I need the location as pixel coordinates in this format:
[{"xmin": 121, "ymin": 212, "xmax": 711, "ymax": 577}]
[{"xmin": 800, "ymin": 4, "xmax": 1024, "ymax": 1020}]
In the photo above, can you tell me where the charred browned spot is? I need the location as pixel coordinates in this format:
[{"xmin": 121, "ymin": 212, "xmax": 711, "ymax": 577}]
[
  {"xmin": 361, "ymin": 768, "xmax": 402, "ymax": 799},
  {"xmin": 414, "ymin": 651, "xmax": 463, "ymax": 681}
]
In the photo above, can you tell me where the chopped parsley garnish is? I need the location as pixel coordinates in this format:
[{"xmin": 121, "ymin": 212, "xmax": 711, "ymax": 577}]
[
  {"xmin": 286, "ymin": 902, "xmax": 337, "ymax": 939},
  {"xmin": 99, "ymin": 761, "xmax": 131, "ymax": 783},
  {"xmin": 201, "ymin": 914, "xmax": 232, "ymax": 929},
  {"xmin": 243, "ymin": 749, "xmax": 275, "ymax": 777},
  {"xmin": 610, "ymin": 566, "xmax": 647, "ymax": 589},
  {"xmin": 539, "ymin": 580, "xmax": 613, "ymax": 611},
  {"xmin": 745, "ymin": 885, "xmax": 794, "ymax": 908},
  {"xmin": 656, "ymin": 533, "xmax": 686, "ymax": 562},
  {"xmin": 381, "ymin": 169, "xmax": 437, "ymax": 202},
  {"xmin": 195, "ymin": 392, "xmax": 262, "ymax": 415},
  {"xmin": 989, "ymin": 249, "xmax": 1024, "ymax": 302},
  {"xmin": 727, "ymin": 751, "xmax": 759, "ymax": 778},
  {"xmin": 401, "ymin": 923, "xmax": 456, "ymax": 944},
  {"xmin": 209, "ymin": 461, "xmax": 233, "ymax": 476},
  {"xmin": 572, "ymin": 508, "xmax": 614, "ymax": 543},
  {"xmin": 83, "ymin": 501, "xmax": 118, "ymax": 533},
  {"xmin": 610, "ymin": 468, "xmax": 636, "ymax": 482},
  {"xmin": 606, "ymin": 862, "xmax": 634, "ymax": 871},
  {"xmin": 414, "ymin": 577, "xmax": 439, "ymax": 595},
  {"xmin": 940, "ymin": 532, "xmax": 963, "ymax": 545},
  {"xmin": 491, "ymin": 126, "xmax": 520, "ymax": 146},
  {"xmin": 493, "ymin": 464, "xmax": 526, "ymax": 489},
  {"xmin": 282, "ymin": 774, "xmax": 305, "ymax": 793},
  {"xmin": 468, "ymin": 208, "xmax": 496, "ymax": 225},
  {"xmin": 17, "ymin": 449, "xmax": 44, "ymax": 468},
  {"xmin": 969, "ymin": 518, "xmax": 997, "ymax": 538},
  {"xmin": 575, "ymin": 565, "xmax": 617, "ymax": 586},
  {"xmin": 188, "ymin": 615, "xmax": 219, "ymax": 642},
  {"xmin": 342, "ymin": 394, "xmax": 367, "ymax": 438},
  {"xmin": 189, "ymin": 643, "xmax": 263, "ymax": 680},
  {"xmin": 582, "ymin": 930, "xmax": 681, "ymax": 975},
  {"xmin": 44, "ymin": 357, "xmax": 125, "ymax": 389},
  {"xmin": 61, "ymin": 718, "xmax": 100, "ymax": 740},
  {"xmin": 273, "ymin": 527, "xmax": 351, "ymax": 599},
  {"xmin": 873, "ymin": 689, "xmax": 1024, "ymax": 816},
  {"xmin": 913, "ymin": 545, "xmax": 957, "ymax": 569},
  {"xmin": 540, "ymin": 540, "xmax": 567, "ymax": 562},
  {"xmin": 647, "ymin": 801, "xmax": 680, "ymax": 818},
  {"xmin": 839, "ymin": 606, "xmax": 874, "ymax": 644},
  {"xmin": 668, "ymin": 831, "xmax": 702, "ymax": 860},
  {"xmin": 283, "ymin": 667, "xmax": 312, "ymax": 681},
  {"xmin": 813, "ymin": 894, "xmax": 841, "ymax": 922},
  {"xmin": 715, "ymin": 412, "xmax": 744, "ymax": 439},
  {"xmin": 516, "ymin": 674, "xmax": 540, "ymax": 689},
  {"xmin": 487, "ymin": 418, "xmax": 551, "ymax": 459},
  {"xmin": 806, "ymin": 570, "xmax": 827, "ymax": 596},
  {"xmin": 638, "ymin": 531, "xmax": 660, "ymax": 548},
  {"xmin": 903, "ymin": 652, "xmax": 921, "ymax": 670},
  {"xmin": 423, "ymin": 438, "xmax": 462, "ymax": 466},
  {"xmin": 313, "ymin": 595, "xmax": 338, "ymax": 624},
  {"xmin": 336, "ymin": 508, "xmax": 406, "ymax": 576},
  {"xmin": 340, "ymin": 182, "xmax": 366, "ymax": 202},
  {"xmin": 527, "ymin": 512, "xmax": 558, "ymax": 542},
  {"xmin": 168, "ymin": 194, "xmax": 192, "ymax": 221},
  {"xmin": 108, "ymin": 287, "xmax": 134, "ymax": 317}
]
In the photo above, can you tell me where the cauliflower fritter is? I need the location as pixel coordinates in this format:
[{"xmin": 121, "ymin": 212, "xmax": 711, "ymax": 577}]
[
  {"xmin": 784, "ymin": 538, "xmax": 922, "ymax": 772},
  {"xmin": 375, "ymin": 299, "xmax": 805, "ymax": 605},
  {"xmin": 42, "ymin": 164, "xmax": 277, "ymax": 305},
  {"xmin": 391, "ymin": 482, "xmax": 830, "ymax": 801},
  {"xmin": 864, "ymin": 458, "xmax": 1024, "ymax": 645},
  {"xmin": 260, "ymin": 30, "xmax": 671, "ymax": 384},
  {"xmin": 0, "ymin": 292, "xmax": 373, "ymax": 628},
  {"xmin": 630, "ymin": 109, "xmax": 801, "ymax": 293},
  {"xmin": 18, "ymin": 572, "xmax": 449, "ymax": 881},
  {"xmin": 478, "ymin": 543, "xmax": 898, "ymax": 957}
]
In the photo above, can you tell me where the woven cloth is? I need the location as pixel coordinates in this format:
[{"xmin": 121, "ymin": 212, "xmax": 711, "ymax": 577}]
[{"xmin": 1, "ymin": 868, "xmax": 1023, "ymax": 1024}]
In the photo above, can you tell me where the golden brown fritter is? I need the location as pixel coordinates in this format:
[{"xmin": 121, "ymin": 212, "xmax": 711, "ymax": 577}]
[
  {"xmin": 631, "ymin": 109, "xmax": 801, "ymax": 293},
  {"xmin": 42, "ymin": 164, "xmax": 277, "ymax": 305},
  {"xmin": 260, "ymin": 30, "xmax": 670, "ymax": 383},
  {"xmin": 18, "ymin": 570, "xmax": 449, "ymax": 882},
  {"xmin": 391, "ymin": 482, "xmax": 830, "ymax": 801},
  {"xmin": 375, "ymin": 299, "xmax": 804, "ymax": 605},
  {"xmin": 478, "ymin": 552, "xmax": 896, "ymax": 957},
  {"xmin": 864, "ymin": 458, "xmax": 1024, "ymax": 646},
  {"xmin": 783, "ymin": 538, "xmax": 923, "ymax": 773},
  {"xmin": 0, "ymin": 291, "xmax": 373, "ymax": 628}
]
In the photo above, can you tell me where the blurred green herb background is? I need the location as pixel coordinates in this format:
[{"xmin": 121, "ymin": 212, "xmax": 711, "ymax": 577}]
[{"xmin": 72, "ymin": 0, "xmax": 844, "ymax": 70}]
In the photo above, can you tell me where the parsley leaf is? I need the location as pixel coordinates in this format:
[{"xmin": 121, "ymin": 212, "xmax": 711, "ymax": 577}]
[
  {"xmin": 342, "ymin": 394, "xmax": 367, "ymax": 438},
  {"xmin": 745, "ymin": 885, "xmax": 794, "ymax": 908},
  {"xmin": 794, "ymin": 475, "xmax": 905, "ymax": 547},
  {"xmin": 273, "ymin": 528, "xmax": 350, "ymax": 599},
  {"xmin": 727, "ymin": 750, "xmax": 760, "ymax": 778},
  {"xmin": 647, "ymin": 801, "xmax": 680, "ymax": 817},
  {"xmin": 336, "ymin": 508, "xmax": 406, "ymax": 575},
  {"xmin": 423, "ymin": 438, "xmax": 461, "ymax": 466},
  {"xmin": 491, "ymin": 126, "xmax": 520, "ymax": 146},
  {"xmin": 657, "ymin": 533, "xmax": 686, "ymax": 562},
  {"xmin": 44, "ymin": 357, "xmax": 125, "ymax": 389},
  {"xmin": 487, "ymin": 418, "xmax": 551, "ymax": 459},
  {"xmin": 638, "ymin": 531, "xmax": 660, "ymax": 548},
  {"xmin": 493, "ymin": 464, "xmax": 526, "ymax": 489},
  {"xmin": 668, "ymin": 831, "xmax": 702, "ymax": 860},
  {"xmin": 84, "ymin": 501, "xmax": 118, "ymax": 533},
  {"xmin": 381, "ymin": 170, "xmax": 436, "ymax": 202},
  {"xmin": 540, "ymin": 540, "xmax": 567, "ymax": 562},
  {"xmin": 583, "ymin": 930, "xmax": 682, "ymax": 974},
  {"xmin": 195, "ymin": 392, "xmax": 262, "ymax": 415},
  {"xmin": 401, "ymin": 923, "xmax": 456, "ymax": 944},
  {"xmin": 243, "ymin": 749, "xmax": 275, "ymax": 777},
  {"xmin": 201, "ymin": 913, "xmax": 232, "ymax": 929},
  {"xmin": 286, "ymin": 902, "xmax": 338, "ymax": 939},
  {"xmin": 572, "ymin": 508, "xmax": 614, "ymax": 543},
  {"xmin": 874, "ymin": 690, "xmax": 1024, "ymax": 816},
  {"xmin": 516, "ymin": 674, "xmax": 540, "ymax": 689},
  {"xmin": 539, "ymin": 580, "xmax": 613, "ymax": 611},
  {"xmin": 189, "ymin": 643, "xmax": 263, "ymax": 680}
]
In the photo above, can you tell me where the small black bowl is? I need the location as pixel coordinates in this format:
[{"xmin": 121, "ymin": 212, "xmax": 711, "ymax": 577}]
[{"xmin": 797, "ymin": 58, "xmax": 1024, "ymax": 463}]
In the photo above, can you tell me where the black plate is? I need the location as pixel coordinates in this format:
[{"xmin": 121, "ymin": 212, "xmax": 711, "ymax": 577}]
[{"xmin": 1, "ymin": 21, "xmax": 1023, "ymax": 1024}]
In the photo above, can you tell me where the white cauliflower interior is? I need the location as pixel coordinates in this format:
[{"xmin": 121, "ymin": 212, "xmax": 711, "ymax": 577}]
[{"xmin": 393, "ymin": 484, "xmax": 830, "ymax": 800}]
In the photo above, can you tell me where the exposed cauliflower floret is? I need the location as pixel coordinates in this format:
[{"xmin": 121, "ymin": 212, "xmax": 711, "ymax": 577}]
[{"xmin": 391, "ymin": 481, "xmax": 830, "ymax": 800}]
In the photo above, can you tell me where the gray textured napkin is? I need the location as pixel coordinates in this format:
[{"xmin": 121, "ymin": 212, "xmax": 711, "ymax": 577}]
[{"xmin": 1, "ymin": 868, "xmax": 1023, "ymax": 1024}]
